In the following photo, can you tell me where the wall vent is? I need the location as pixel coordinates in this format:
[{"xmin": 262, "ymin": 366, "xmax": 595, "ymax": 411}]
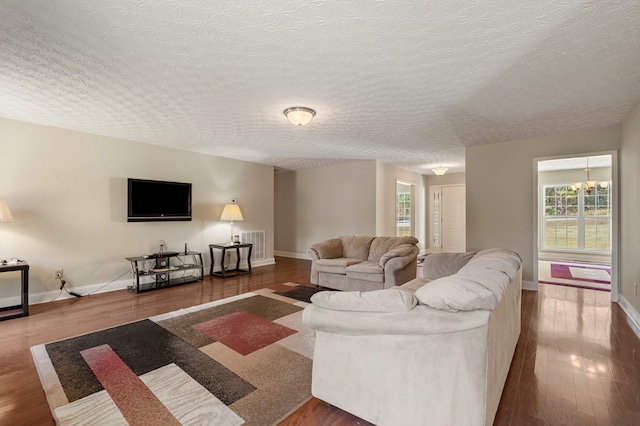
[{"xmin": 241, "ymin": 230, "xmax": 266, "ymax": 260}]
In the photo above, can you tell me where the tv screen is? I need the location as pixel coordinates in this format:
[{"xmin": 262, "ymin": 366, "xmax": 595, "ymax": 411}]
[{"xmin": 127, "ymin": 178, "xmax": 192, "ymax": 222}]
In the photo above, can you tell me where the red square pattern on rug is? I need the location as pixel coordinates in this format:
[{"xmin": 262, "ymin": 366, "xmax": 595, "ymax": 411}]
[{"xmin": 192, "ymin": 311, "xmax": 297, "ymax": 356}]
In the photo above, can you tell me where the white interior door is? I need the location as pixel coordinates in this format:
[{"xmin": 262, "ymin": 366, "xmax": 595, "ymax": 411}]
[{"xmin": 442, "ymin": 185, "xmax": 466, "ymax": 253}]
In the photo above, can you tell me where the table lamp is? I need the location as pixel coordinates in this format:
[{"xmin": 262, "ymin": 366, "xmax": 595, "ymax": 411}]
[
  {"xmin": 220, "ymin": 203, "xmax": 243, "ymax": 244},
  {"xmin": 0, "ymin": 198, "xmax": 14, "ymax": 224}
]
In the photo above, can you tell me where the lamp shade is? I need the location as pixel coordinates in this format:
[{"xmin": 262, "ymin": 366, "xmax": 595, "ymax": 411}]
[
  {"xmin": 283, "ymin": 106, "xmax": 316, "ymax": 126},
  {"xmin": 0, "ymin": 198, "xmax": 14, "ymax": 223},
  {"xmin": 220, "ymin": 203, "xmax": 244, "ymax": 221}
]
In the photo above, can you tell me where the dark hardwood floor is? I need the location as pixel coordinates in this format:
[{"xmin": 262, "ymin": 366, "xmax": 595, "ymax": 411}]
[{"xmin": 1, "ymin": 257, "xmax": 639, "ymax": 425}]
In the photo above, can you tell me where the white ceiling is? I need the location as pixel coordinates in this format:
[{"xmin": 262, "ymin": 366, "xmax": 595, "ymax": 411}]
[{"xmin": 1, "ymin": 1, "xmax": 639, "ymax": 175}]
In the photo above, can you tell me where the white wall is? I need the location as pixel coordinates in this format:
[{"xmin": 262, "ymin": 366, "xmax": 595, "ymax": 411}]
[
  {"xmin": 466, "ymin": 126, "xmax": 620, "ymax": 286},
  {"xmin": 621, "ymin": 100, "xmax": 640, "ymax": 316},
  {"xmin": 274, "ymin": 161, "xmax": 377, "ymax": 256},
  {"xmin": 0, "ymin": 118, "xmax": 274, "ymax": 302}
]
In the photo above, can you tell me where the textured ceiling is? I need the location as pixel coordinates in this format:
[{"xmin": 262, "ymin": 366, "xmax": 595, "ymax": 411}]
[{"xmin": 1, "ymin": 1, "xmax": 639, "ymax": 175}]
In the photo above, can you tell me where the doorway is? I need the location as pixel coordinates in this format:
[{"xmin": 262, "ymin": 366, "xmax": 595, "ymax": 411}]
[
  {"xmin": 534, "ymin": 153, "xmax": 618, "ymax": 300},
  {"xmin": 429, "ymin": 184, "xmax": 466, "ymax": 253}
]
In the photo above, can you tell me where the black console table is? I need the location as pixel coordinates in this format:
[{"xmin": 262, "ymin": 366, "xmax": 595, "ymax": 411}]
[
  {"xmin": 209, "ymin": 243, "xmax": 253, "ymax": 278},
  {"xmin": 126, "ymin": 252, "xmax": 204, "ymax": 293},
  {"xmin": 0, "ymin": 261, "xmax": 29, "ymax": 320}
]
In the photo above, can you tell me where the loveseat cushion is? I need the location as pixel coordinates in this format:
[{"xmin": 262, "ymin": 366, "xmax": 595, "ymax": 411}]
[
  {"xmin": 368, "ymin": 236, "xmax": 419, "ymax": 262},
  {"xmin": 316, "ymin": 258, "xmax": 363, "ymax": 274},
  {"xmin": 310, "ymin": 288, "xmax": 418, "ymax": 312},
  {"xmin": 311, "ymin": 238, "xmax": 343, "ymax": 259},
  {"xmin": 340, "ymin": 235, "xmax": 375, "ymax": 260},
  {"xmin": 345, "ymin": 261, "xmax": 384, "ymax": 283}
]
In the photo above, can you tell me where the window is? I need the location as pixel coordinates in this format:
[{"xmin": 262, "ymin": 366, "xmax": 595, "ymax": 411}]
[
  {"xmin": 396, "ymin": 181, "xmax": 414, "ymax": 237},
  {"xmin": 543, "ymin": 184, "xmax": 610, "ymax": 252}
]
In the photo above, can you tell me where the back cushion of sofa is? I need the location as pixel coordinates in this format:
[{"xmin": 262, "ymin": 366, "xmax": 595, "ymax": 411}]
[
  {"xmin": 422, "ymin": 252, "xmax": 476, "ymax": 280},
  {"xmin": 341, "ymin": 235, "xmax": 375, "ymax": 260},
  {"xmin": 368, "ymin": 236, "xmax": 418, "ymax": 262}
]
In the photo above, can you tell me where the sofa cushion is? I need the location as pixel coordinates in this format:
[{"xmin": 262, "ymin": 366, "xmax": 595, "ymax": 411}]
[
  {"xmin": 460, "ymin": 249, "xmax": 521, "ymax": 281},
  {"xmin": 310, "ymin": 288, "xmax": 418, "ymax": 312},
  {"xmin": 422, "ymin": 252, "xmax": 476, "ymax": 280},
  {"xmin": 399, "ymin": 277, "xmax": 429, "ymax": 293},
  {"xmin": 345, "ymin": 261, "xmax": 384, "ymax": 283},
  {"xmin": 312, "ymin": 238, "xmax": 343, "ymax": 259},
  {"xmin": 368, "ymin": 236, "xmax": 419, "ymax": 262},
  {"xmin": 340, "ymin": 235, "xmax": 375, "ymax": 260},
  {"xmin": 316, "ymin": 258, "xmax": 363, "ymax": 274},
  {"xmin": 414, "ymin": 275, "xmax": 498, "ymax": 312}
]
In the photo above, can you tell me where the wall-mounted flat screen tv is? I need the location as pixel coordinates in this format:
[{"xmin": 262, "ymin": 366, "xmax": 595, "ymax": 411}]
[{"xmin": 127, "ymin": 178, "xmax": 192, "ymax": 222}]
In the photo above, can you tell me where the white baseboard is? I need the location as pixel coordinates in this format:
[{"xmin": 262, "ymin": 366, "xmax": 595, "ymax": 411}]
[
  {"xmin": 618, "ymin": 295, "xmax": 640, "ymax": 337},
  {"xmin": 252, "ymin": 258, "xmax": 276, "ymax": 267},
  {"xmin": 522, "ymin": 280, "xmax": 537, "ymax": 291},
  {"xmin": 26, "ymin": 278, "xmax": 131, "ymax": 305},
  {"xmin": 19, "ymin": 259, "xmax": 278, "ymax": 306},
  {"xmin": 274, "ymin": 251, "xmax": 309, "ymax": 260}
]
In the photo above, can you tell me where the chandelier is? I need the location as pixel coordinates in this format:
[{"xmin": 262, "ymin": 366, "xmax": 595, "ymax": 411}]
[{"xmin": 571, "ymin": 158, "xmax": 609, "ymax": 195}]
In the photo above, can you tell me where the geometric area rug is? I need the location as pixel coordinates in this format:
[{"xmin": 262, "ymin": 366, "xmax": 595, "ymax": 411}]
[
  {"xmin": 538, "ymin": 261, "xmax": 611, "ymax": 292},
  {"xmin": 31, "ymin": 283, "xmax": 324, "ymax": 425}
]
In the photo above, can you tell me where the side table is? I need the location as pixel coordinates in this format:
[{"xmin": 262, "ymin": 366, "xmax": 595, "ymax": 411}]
[
  {"xmin": 209, "ymin": 243, "xmax": 253, "ymax": 278},
  {"xmin": 0, "ymin": 261, "xmax": 29, "ymax": 320}
]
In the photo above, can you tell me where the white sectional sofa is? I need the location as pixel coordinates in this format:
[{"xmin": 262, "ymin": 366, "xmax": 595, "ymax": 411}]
[
  {"xmin": 302, "ymin": 248, "xmax": 522, "ymax": 426},
  {"xmin": 307, "ymin": 235, "xmax": 419, "ymax": 291}
]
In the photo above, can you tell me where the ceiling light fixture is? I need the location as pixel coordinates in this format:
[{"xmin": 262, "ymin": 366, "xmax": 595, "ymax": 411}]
[
  {"xmin": 571, "ymin": 158, "xmax": 608, "ymax": 195},
  {"xmin": 431, "ymin": 167, "xmax": 449, "ymax": 176},
  {"xmin": 283, "ymin": 106, "xmax": 316, "ymax": 126}
]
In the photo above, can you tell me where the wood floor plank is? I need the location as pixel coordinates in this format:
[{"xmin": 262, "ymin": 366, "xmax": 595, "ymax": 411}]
[{"xmin": 1, "ymin": 257, "xmax": 640, "ymax": 426}]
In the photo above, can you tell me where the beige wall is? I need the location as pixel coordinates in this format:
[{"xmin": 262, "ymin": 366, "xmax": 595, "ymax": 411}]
[
  {"xmin": 466, "ymin": 126, "xmax": 620, "ymax": 285},
  {"xmin": 0, "ymin": 118, "xmax": 274, "ymax": 301},
  {"xmin": 274, "ymin": 161, "xmax": 377, "ymax": 256},
  {"xmin": 621, "ymin": 100, "xmax": 640, "ymax": 313}
]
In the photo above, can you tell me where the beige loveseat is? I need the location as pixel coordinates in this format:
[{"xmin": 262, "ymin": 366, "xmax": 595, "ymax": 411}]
[
  {"xmin": 307, "ymin": 235, "xmax": 419, "ymax": 291},
  {"xmin": 303, "ymin": 249, "xmax": 522, "ymax": 426}
]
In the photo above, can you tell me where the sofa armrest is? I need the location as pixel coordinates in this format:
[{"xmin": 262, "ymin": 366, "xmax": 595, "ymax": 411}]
[
  {"xmin": 421, "ymin": 252, "xmax": 476, "ymax": 280},
  {"xmin": 379, "ymin": 244, "xmax": 419, "ymax": 269},
  {"xmin": 307, "ymin": 247, "xmax": 320, "ymax": 260},
  {"xmin": 302, "ymin": 303, "xmax": 490, "ymax": 336},
  {"xmin": 309, "ymin": 238, "xmax": 343, "ymax": 259}
]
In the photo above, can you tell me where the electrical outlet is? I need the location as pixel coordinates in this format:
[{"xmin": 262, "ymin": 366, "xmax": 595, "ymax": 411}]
[{"xmin": 54, "ymin": 269, "xmax": 63, "ymax": 279}]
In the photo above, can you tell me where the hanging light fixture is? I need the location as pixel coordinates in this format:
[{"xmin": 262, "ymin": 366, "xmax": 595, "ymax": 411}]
[
  {"xmin": 431, "ymin": 167, "xmax": 449, "ymax": 176},
  {"xmin": 283, "ymin": 106, "xmax": 316, "ymax": 126},
  {"xmin": 571, "ymin": 158, "xmax": 609, "ymax": 194}
]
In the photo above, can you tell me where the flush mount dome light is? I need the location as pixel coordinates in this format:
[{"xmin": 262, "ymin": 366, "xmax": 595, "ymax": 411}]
[
  {"xmin": 283, "ymin": 106, "xmax": 316, "ymax": 126},
  {"xmin": 431, "ymin": 167, "xmax": 449, "ymax": 176}
]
